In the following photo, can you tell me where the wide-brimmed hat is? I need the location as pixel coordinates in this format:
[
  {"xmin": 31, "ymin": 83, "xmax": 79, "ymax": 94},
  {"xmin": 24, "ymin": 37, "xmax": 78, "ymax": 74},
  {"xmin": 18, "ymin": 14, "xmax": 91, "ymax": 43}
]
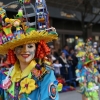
[
  {"xmin": 84, "ymin": 56, "xmax": 100, "ymax": 65},
  {"xmin": 0, "ymin": 30, "xmax": 58, "ymax": 54},
  {"xmin": 76, "ymin": 51, "xmax": 86, "ymax": 57},
  {"xmin": 0, "ymin": 8, "xmax": 58, "ymax": 54}
]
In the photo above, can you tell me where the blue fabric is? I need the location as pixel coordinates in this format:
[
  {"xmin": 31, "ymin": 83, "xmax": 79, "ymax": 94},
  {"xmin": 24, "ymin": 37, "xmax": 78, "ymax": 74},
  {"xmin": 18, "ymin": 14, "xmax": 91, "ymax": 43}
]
[
  {"xmin": 62, "ymin": 49, "xmax": 69, "ymax": 56},
  {"xmin": 77, "ymin": 62, "xmax": 83, "ymax": 70},
  {"xmin": 0, "ymin": 67, "xmax": 59, "ymax": 100},
  {"xmin": 80, "ymin": 68, "xmax": 86, "ymax": 76}
]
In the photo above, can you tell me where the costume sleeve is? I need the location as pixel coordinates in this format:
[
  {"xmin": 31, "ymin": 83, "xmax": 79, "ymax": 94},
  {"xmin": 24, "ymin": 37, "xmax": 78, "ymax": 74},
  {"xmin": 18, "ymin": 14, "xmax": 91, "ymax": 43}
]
[
  {"xmin": 0, "ymin": 69, "xmax": 4, "ymax": 100},
  {"xmin": 40, "ymin": 67, "xmax": 59, "ymax": 100}
]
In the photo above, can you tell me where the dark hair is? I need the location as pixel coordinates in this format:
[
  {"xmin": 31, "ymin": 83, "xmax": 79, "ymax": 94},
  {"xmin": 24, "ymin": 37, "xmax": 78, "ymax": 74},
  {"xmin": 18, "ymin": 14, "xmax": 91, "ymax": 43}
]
[
  {"xmin": 69, "ymin": 47, "xmax": 74, "ymax": 51},
  {"xmin": 53, "ymin": 59, "xmax": 58, "ymax": 63},
  {"xmin": 60, "ymin": 51, "xmax": 64, "ymax": 56},
  {"xmin": 63, "ymin": 45, "xmax": 68, "ymax": 49},
  {"xmin": 0, "ymin": 55, "xmax": 7, "ymax": 63}
]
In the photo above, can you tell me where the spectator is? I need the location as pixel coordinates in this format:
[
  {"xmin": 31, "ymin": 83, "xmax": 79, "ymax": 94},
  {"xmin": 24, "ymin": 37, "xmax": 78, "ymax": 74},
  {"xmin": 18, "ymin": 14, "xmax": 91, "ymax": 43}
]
[
  {"xmin": 56, "ymin": 74, "xmax": 66, "ymax": 86},
  {"xmin": 53, "ymin": 59, "xmax": 62, "ymax": 76},
  {"xmin": 0, "ymin": 54, "xmax": 10, "ymax": 68},
  {"xmin": 67, "ymin": 55, "xmax": 74, "ymax": 82},
  {"xmin": 69, "ymin": 48, "xmax": 78, "ymax": 78},
  {"xmin": 98, "ymin": 45, "xmax": 100, "ymax": 56},
  {"xmin": 50, "ymin": 47, "xmax": 59, "ymax": 60},
  {"xmin": 62, "ymin": 45, "xmax": 69, "ymax": 58},
  {"xmin": 58, "ymin": 52, "xmax": 68, "ymax": 80}
]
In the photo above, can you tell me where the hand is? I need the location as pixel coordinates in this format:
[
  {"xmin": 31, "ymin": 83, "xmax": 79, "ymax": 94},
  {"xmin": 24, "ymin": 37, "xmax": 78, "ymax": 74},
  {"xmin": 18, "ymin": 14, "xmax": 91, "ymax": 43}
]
[
  {"xmin": 68, "ymin": 56, "xmax": 73, "ymax": 60},
  {"xmin": 65, "ymin": 64, "xmax": 69, "ymax": 68}
]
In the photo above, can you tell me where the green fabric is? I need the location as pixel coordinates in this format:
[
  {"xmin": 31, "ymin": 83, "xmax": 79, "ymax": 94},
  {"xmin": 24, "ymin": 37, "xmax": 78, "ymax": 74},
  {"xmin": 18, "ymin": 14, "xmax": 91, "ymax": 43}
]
[
  {"xmin": 87, "ymin": 93, "xmax": 99, "ymax": 100},
  {"xmin": 49, "ymin": 31, "xmax": 57, "ymax": 34},
  {"xmin": 28, "ymin": 73, "xmax": 32, "ymax": 78},
  {"xmin": 3, "ymin": 71, "xmax": 32, "ymax": 97},
  {"xmin": 26, "ymin": 28, "xmax": 36, "ymax": 33},
  {"xmin": 0, "ymin": 89, "xmax": 4, "ymax": 100},
  {"xmin": 4, "ymin": 71, "xmax": 15, "ymax": 97},
  {"xmin": 7, "ymin": 82, "xmax": 15, "ymax": 97},
  {"xmin": 3, "ymin": 27, "xmax": 12, "ymax": 35}
]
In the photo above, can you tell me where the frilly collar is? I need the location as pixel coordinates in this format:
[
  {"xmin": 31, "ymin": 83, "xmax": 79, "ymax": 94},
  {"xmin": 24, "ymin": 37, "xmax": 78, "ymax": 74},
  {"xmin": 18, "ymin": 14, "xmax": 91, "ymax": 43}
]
[{"xmin": 11, "ymin": 60, "xmax": 37, "ymax": 82}]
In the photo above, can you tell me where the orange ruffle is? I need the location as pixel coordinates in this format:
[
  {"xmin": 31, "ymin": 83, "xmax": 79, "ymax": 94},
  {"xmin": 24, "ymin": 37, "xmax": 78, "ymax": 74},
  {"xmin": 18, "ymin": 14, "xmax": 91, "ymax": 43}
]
[{"xmin": 36, "ymin": 40, "xmax": 50, "ymax": 59}]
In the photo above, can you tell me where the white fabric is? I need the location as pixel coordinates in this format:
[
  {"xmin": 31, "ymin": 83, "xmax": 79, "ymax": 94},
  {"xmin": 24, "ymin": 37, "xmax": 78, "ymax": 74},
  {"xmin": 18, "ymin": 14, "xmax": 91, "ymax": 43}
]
[
  {"xmin": 60, "ymin": 56, "xmax": 67, "ymax": 64},
  {"xmin": 51, "ymin": 55, "xmax": 56, "ymax": 61},
  {"xmin": 53, "ymin": 63, "xmax": 62, "ymax": 74}
]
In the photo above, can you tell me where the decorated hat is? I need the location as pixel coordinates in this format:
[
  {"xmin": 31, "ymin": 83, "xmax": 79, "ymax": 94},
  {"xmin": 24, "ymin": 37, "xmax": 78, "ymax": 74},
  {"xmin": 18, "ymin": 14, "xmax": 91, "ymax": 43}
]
[
  {"xmin": 84, "ymin": 52, "xmax": 100, "ymax": 65},
  {"xmin": 84, "ymin": 56, "xmax": 93, "ymax": 65},
  {"xmin": 75, "ymin": 37, "xmax": 85, "ymax": 57},
  {"xmin": 0, "ymin": 1, "xmax": 58, "ymax": 54},
  {"xmin": 76, "ymin": 51, "xmax": 86, "ymax": 57}
]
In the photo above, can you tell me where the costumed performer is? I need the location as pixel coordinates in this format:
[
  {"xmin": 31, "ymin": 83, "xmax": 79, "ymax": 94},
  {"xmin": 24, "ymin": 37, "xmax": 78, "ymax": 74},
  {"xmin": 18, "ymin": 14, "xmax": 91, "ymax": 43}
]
[
  {"xmin": 75, "ymin": 38, "xmax": 100, "ymax": 100},
  {"xmin": 0, "ymin": 1, "xmax": 59, "ymax": 100}
]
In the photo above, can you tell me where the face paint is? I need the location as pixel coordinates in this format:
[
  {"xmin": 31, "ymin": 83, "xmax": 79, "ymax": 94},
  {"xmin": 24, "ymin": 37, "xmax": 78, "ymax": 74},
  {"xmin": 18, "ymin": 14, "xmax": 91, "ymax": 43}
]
[{"xmin": 14, "ymin": 43, "xmax": 36, "ymax": 63}]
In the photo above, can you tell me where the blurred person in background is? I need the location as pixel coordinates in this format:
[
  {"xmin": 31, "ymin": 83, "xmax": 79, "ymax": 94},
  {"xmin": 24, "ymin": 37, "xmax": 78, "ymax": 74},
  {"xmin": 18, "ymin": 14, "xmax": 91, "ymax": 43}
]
[
  {"xmin": 66, "ymin": 55, "xmax": 73, "ymax": 83},
  {"xmin": 50, "ymin": 48, "xmax": 57, "ymax": 61},
  {"xmin": 58, "ymin": 52, "xmax": 68, "ymax": 80},
  {"xmin": 0, "ymin": 55, "xmax": 5, "ymax": 64},
  {"xmin": 69, "ymin": 48, "xmax": 78, "ymax": 79},
  {"xmin": 49, "ymin": 45, "xmax": 59, "ymax": 61},
  {"xmin": 56, "ymin": 74, "xmax": 66, "ymax": 86},
  {"xmin": 53, "ymin": 59, "xmax": 62, "ymax": 77},
  {"xmin": 98, "ymin": 44, "xmax": 100, "ymax": 56},
  {"xmin": 62, "ymin": 45, "xmax": 69, "ymax": 58},
  {"xmin": 0, "ymin": 54, "xmax": 10, "ymax": 68}
]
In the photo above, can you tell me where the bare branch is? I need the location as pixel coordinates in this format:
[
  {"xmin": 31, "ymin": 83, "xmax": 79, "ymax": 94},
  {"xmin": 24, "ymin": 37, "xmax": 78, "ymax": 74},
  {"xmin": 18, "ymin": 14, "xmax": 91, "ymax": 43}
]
[
  {"xmin": 74, "ymin": 15, "xmax": 81, "ymax": 21},
  {"xmin": 93, "ymin": 17, "xmax": 100, "ymax": 25},
  {"xmin": 89, "ymin": 10, "xmax": 100, "ymax": 23}
]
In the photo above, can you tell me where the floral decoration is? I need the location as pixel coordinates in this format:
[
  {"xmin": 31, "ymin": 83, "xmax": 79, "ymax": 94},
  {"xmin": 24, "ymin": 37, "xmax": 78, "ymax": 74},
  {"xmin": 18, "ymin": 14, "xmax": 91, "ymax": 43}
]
[{"xmin": 20, "ymin": 78, "xmax": 37, "ymax": 94}]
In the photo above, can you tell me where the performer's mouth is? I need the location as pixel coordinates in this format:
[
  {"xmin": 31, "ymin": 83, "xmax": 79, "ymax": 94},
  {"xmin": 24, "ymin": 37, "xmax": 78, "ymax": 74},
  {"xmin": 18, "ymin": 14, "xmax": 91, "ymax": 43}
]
[{"xmin": 21, "ymin": 54, "xmax": 30, "ymax": 58}]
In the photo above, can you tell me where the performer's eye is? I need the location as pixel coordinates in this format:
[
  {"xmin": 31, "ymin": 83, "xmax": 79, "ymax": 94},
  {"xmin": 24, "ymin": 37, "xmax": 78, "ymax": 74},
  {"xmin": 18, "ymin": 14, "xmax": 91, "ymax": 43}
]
[
  {"xmin": 27, "ymin": 44, "xmax": 35, "ymax": 48},
  {"xmin": 28, "ymin": 45, "xmax": 33, "ymax": 48},
  {"xmin": 18, "ymin": 45, "xmax": 23, "ymax": 48}
]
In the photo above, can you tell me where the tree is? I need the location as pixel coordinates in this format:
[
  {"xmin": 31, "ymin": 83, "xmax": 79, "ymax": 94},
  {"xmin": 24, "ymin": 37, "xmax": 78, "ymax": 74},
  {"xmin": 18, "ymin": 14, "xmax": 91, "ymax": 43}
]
[
  {"xmin": 78, "ymin": 0, "xmax": 100, "ymax": 40},
  {"xmin": 60, "ymin": 0, "xmax": 100, "ymax": 40}
]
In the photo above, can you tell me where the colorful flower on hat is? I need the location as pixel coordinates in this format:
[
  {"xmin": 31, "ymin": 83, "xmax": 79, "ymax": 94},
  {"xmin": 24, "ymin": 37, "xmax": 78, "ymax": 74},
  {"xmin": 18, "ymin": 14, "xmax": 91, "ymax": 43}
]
[{"xmin": 20, "ymin": 78, "xmax": 37, "ymax": 94}]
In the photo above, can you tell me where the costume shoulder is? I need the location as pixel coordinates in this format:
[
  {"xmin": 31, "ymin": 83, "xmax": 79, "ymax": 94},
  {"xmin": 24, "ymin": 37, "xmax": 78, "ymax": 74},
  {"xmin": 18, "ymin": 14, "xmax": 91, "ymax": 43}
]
[
  {"xmin": 46, "ymin": 65, "xmax": 54, "ymax": 71},
  {"xmin": 0, "ymin": 68, "xmax": 7, "ymax": 97},
  {"xmin": 0, "ymin": 68, "xmax": 7, "ymax": 80},
  {"xmin": 31, "ymin": 64, "xmax": 54, "ymax": 81},
  {"xmin": 40, "ymin": 65, "xmax": 59, "ymax": 100},
  {"xmin": 31, "ymin": 64, "xmax": 59, "ymax": 100}
]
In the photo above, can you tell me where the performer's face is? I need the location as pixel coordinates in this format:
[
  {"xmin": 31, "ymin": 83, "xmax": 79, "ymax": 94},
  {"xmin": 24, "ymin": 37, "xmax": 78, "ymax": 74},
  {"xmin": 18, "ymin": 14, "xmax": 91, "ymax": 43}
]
[
  {"xmin": 14, "ymin": 43, "xmax": 36, "ymax": 63},
  {"xmin": 88, "ymin": 61, "xmax": 94, "ymax": 68}
]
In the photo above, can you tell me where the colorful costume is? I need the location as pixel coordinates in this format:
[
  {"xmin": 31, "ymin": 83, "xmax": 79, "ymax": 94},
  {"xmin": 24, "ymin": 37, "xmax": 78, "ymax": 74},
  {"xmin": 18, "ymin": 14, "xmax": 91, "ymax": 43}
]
[
  {"xmin": 0, "ymin": 62, "xmax": 59, "ymax": 100},
  {"xmin": 0, "ymin": 0, "xmax": 59, "ymax": 100},
  {"xmin": 75, "ymin": 38, "xmax": 100, "ymax": 100}
]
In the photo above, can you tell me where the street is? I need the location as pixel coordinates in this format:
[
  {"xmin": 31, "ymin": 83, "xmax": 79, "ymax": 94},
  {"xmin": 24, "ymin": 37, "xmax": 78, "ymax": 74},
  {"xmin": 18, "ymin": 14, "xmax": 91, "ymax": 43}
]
[
  {"xmin": 59, "ymin": 89, "xmax": 81, "ymax": 100},
  {"xmin": 59, "ymin": 88, "xmax": 100, "ymax": 100}
]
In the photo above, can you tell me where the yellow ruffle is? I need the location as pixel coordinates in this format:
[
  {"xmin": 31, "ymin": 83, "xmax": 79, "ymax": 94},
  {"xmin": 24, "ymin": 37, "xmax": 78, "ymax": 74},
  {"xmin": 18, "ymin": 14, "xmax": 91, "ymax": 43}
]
[
  {"xmin": 11, "ymin": 60, "xmax": 37, "ymax": 82},
  {"xmin": 76, "ymin": 51, "xmax": 86, "ymax": 57},
  {"xmin": 0, "ymin": 30, "xmax": 58, "ymax": 54}
]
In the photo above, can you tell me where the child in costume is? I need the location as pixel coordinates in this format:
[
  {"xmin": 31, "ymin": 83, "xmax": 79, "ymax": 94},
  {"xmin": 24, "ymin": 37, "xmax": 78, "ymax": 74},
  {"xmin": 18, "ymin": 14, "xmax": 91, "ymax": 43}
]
[
  {"xmin": 0, "ymin": 0, "xmax": 59, "ymax": 100},
  {"xmin": 75, "ymin": 38, "xmax": 100, "ymax": 100}
]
